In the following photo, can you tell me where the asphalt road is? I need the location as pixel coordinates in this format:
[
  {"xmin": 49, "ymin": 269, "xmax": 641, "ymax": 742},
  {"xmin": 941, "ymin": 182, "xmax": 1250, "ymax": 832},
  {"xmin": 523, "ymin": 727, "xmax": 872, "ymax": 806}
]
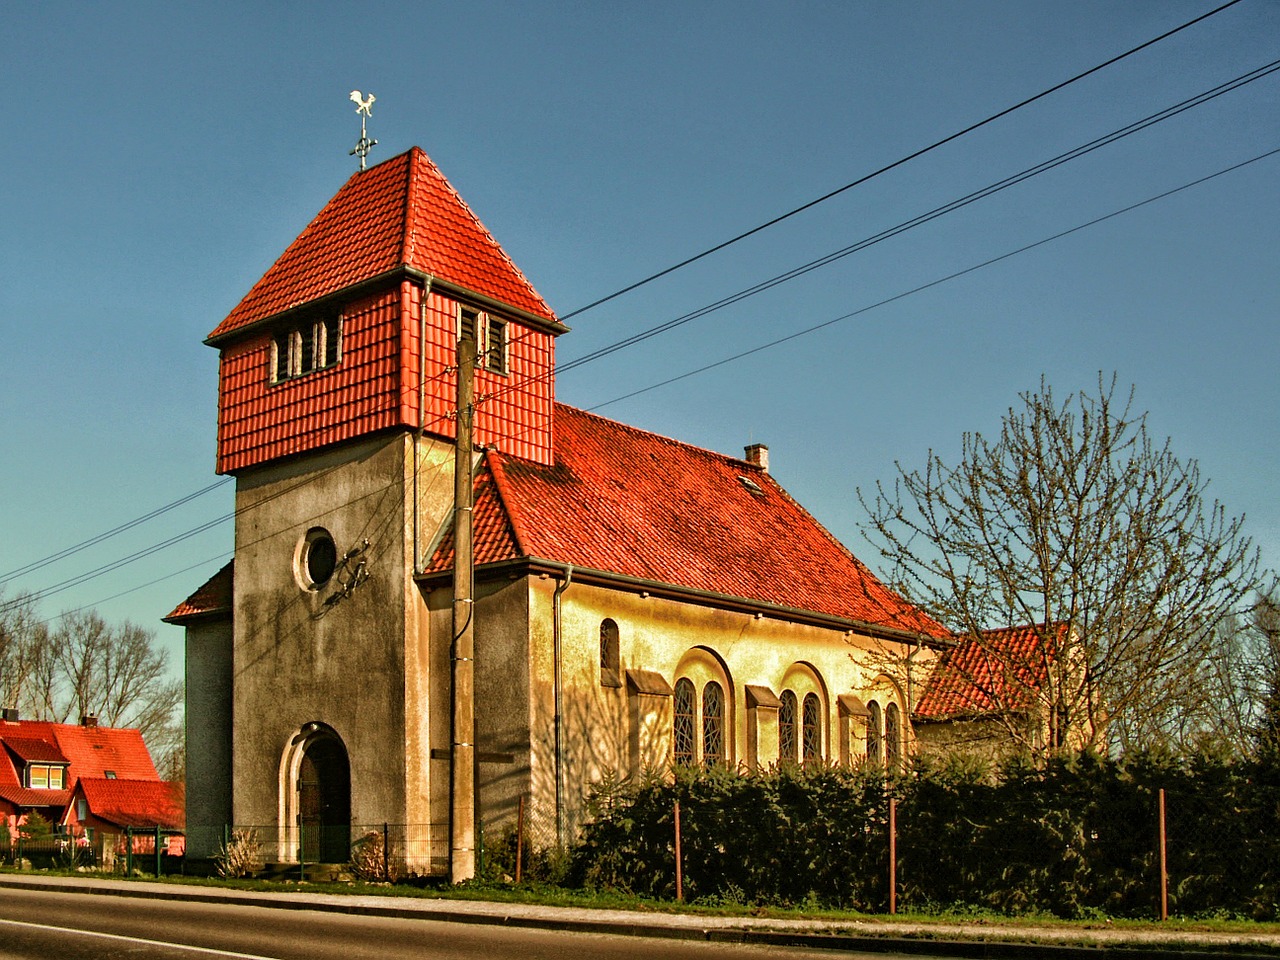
[{"xmin": 0, "ymin": 888, "xmax": 898, "ymax": 960}]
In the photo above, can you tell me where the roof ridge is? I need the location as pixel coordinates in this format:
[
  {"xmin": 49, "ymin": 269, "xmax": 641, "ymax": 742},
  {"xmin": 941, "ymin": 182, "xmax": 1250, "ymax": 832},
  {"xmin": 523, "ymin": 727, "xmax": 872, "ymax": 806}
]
[
  {"xmin": 401, "ymin": 147, "xmax": 420, "ymax": 265},
  {"xmin": 483, "ymin": 451, "xmax": 530, "ymax": 558},
  {"xmin": 554, "ymin": 403, "xmax": 761, "ymax": 472},
  {"xmin": 417, "ymin": 152, "xmax": 555, "ymax": 320}
]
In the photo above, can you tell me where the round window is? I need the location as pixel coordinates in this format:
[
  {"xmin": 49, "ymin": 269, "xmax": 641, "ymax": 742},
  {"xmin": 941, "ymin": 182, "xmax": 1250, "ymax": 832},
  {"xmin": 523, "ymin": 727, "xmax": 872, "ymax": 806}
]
[{"xmin": 301, "ymin": 529, "xmax": 338, "ymax": 588}]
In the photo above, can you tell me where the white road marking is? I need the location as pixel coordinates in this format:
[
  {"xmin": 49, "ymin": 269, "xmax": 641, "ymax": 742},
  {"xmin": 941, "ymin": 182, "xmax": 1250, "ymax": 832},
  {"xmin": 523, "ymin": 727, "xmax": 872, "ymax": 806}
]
[{"xmin": 0, "ymin": 917, "xmax": 283, "ymax": 960}]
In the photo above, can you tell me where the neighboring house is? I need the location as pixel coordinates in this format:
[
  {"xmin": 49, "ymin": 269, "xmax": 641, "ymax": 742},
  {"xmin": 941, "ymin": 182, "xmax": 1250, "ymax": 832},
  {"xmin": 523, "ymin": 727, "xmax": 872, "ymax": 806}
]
[
  {"xmin": 65, "ymin": 778, "xmax": 186, "ymax": 858},
  {"xmin": 166, "ymin": 146, "xmax": 954, "ymax": 871},
  {"xmin": 913, "ymin": 622, "xmax": 1087, "ymax": 757},
  {"xmin": 0, "ymin": 713, "xmax": 175, "ymax": 845}
]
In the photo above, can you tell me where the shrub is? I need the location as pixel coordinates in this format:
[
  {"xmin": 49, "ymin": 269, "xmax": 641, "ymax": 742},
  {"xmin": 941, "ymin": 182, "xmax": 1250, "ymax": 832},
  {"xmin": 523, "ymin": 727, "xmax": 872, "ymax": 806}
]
[{"xmin": 215, "ymin": 829, "xmax": 264, "ymax": 879}]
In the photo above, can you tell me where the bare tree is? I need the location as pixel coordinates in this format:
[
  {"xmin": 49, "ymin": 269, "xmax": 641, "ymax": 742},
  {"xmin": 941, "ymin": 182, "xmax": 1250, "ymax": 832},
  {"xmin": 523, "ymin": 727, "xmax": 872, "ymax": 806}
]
[
  {"xmin": 861, "ymin": 375, "xmax": 1263, "ymax": 754},
  {"xmin": 0, "ymin": 591, "xmax": 47, "ymax": 711},
  {"xmin": 3, "ymin": 604, "xmax": 182, "ymax": 766}
]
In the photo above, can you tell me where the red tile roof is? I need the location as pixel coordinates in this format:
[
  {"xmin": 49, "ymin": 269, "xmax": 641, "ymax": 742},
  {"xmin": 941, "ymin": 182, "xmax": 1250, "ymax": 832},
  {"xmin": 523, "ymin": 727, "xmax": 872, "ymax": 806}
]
[
  {"xmin": 424, "ymin": 404, "xmax": 948, "ymax": 637},
  {"xmin": 208, "ymin": 147, "xmax": 557, "ymax": 342},
  {"xmin": 0, "ymin": 786, "xmax": 71, "ymax": 810},
  {"xmin": 914, "ymin": 623, "xmax": 1066, "ymax": 720},
  {"xmin": 0, "ymin": 720, "xmax": 158, "ymax": 791},
  {"xmin": 164, "ymin": 561, "xmax": 233, "ymax": 623},
  {"xmin": 75, "ymin": 778, "xmax": 184, "ymax": 831}
]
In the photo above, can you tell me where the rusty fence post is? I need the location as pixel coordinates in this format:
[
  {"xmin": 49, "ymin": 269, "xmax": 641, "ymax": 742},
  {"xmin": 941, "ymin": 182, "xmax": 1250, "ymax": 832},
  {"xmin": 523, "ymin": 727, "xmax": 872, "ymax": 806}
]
[
  {"xmin": 674, "ymin": 800, "xmax": 684, "ymax": 902},
  {"xmin": 1158, "ymin": 788, "xmax": 1168, "ymax": 921},
  {"xmin": 515, "ymin": 794, "xmax": 525, "ymax": 884},
  {"xmin": 888, "ymin": 797, "xmax": 898, "ymax": 915}
]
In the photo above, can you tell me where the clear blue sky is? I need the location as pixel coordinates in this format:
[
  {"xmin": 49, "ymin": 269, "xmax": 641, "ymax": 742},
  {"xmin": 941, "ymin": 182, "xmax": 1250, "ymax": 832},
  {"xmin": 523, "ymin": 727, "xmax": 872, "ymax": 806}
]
[{"xmin": 2, "ymin": 1, "xmax": 1277, "ymax": 676}]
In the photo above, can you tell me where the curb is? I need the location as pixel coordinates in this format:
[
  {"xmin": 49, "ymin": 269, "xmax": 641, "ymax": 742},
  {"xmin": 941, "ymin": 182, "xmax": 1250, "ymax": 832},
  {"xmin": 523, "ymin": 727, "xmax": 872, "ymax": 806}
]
[{"xmin": 1, "ymin": 876, "xmax": 1277, "ymax": 960}]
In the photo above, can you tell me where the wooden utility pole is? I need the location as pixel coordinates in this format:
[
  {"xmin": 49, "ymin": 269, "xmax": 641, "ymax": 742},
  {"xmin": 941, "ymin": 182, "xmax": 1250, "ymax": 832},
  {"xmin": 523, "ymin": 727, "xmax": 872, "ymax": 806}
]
[{"xmin": 450, "ymin": 316, "xmax": 477, "ymax": 883}]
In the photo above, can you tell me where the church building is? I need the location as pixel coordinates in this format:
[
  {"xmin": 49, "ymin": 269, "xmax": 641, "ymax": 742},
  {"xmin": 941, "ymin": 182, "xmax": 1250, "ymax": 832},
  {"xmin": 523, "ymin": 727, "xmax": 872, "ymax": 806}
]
[{"xmin": 167, "ymin": 147, "xmax": 952, "ymax": 873}]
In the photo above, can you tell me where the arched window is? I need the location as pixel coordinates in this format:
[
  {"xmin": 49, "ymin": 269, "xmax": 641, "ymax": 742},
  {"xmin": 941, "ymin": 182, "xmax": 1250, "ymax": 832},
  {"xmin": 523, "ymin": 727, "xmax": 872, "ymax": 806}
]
[
  {"xmin": 802, "ymin": 693, "xmax": 822, "ymax": 762},
  {"xmin": 673, "ymin": 679, "xmax": 696, "ymax": 766},
  {"xmin": 778, "ymin": 691, "xmax": 798, "ymax": 762},
  {"xmin": 885, "ymin": 702, "xmax": 901, "ymax": 771},
  {"xmin": 599, "ymin": 619, "xmax": 621, "ymax": 686},
  {"xmin": 867, "ymin": 700, "xmax": 882, "ymax": 765},
  {"xmin": 702, "ymin": 681, "xmax": 724, "ymax": 766}
]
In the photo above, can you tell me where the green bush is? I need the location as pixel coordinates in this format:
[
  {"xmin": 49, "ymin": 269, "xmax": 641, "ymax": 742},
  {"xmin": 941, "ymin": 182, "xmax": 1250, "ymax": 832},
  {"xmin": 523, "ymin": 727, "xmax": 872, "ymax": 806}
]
[{"xmin": 569, "ymin": 751, "xmax": 1280, "ymax": 918}]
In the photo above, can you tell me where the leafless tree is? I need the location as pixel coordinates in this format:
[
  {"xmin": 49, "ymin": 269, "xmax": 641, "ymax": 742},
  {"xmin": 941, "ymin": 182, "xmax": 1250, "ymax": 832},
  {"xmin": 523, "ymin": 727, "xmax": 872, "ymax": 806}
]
[
  {"xmin": 2, "ymin": 602, "xmax": 182, "ymax": 767},
  {"xmin": 0, "ymin": 591, "xmax": 47, "ymax": 711},
  {"xmin": 861, "ymin": 375, "xmax": 1264, "ymax": 754}
]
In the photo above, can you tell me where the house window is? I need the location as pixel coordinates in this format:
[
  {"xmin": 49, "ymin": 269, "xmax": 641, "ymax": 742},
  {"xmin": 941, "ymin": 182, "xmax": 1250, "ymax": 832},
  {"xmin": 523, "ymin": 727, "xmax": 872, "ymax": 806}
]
[
  {"xmin": 76, "ymin": 798, "xmax": 88, "ymax": 820},
  {"xmin": 599, "ymin": 619, "xmax": 622, "ymax": 687},
  {"xmin": 270, "ymin": 312, "xmax": 342, "ymax": 383},
  {"xmin": 483, "ymin": 316, "xmax": 508, "ymax": 375},
  {"xmin": 885, "ymin": 702, "xmax": 901, "ymax": 771},
  {"xmin": 104, "ymin": 770, "xmax": 117, "ymax": 780},
  {"xmin": 779, "ymin": 691, "xmax": 798, "ymax": 762},
  {"xmin": 702, "ymin": 682, "xmax": 724, "ymax": 766},
  {"xmin": 867, "ymin": 701, "xmax": 883, "ymax": 765},
  {"xmin": 802, "ymin": 693, "xmax": 822, "ymax": 762},
  {"xmin": 26, "ymin": 764, "xmax": 65, "ymax": 789},
  {"xmin": 673, "ymin": 679, "xmax": 696, "ymax": 767}
]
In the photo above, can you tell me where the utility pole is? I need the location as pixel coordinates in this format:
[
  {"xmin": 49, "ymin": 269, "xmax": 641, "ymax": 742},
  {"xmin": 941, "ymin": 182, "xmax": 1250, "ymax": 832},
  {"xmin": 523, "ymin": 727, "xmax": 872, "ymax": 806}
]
[{"xmin": 450, "ymin": 312, "xmax": 477, "ymax": 883}]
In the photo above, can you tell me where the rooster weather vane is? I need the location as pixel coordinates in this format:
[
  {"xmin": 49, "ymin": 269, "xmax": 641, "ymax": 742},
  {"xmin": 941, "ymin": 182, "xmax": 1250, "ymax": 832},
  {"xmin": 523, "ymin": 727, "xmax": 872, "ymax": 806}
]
[{"xmin": 349, "ymin": 90, "xmax": 378, "ymax": 171}]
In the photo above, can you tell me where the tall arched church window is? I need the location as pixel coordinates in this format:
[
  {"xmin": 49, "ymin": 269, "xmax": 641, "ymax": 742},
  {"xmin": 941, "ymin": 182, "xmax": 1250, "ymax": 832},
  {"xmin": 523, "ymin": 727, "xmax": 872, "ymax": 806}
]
[
  {"xmin": 702, "ymin": 681, "xmax": 725, "ymax": 766},
  {"xmin": 599, "ymin": 619, "xmax": 621, "ymax": 687},
  {"xmin": 802, "ymin": 693, "xmax": 822, "ymax": 762},
  {"xmin": 779, "ymin": 690, "xmax": 798, "ymax": 762},
  {"xmin": 885, "ymin": 702, "xmax": 901, "ymax": 771},
  {"xmin": 867, "ymin": 700, "xmax": 883, "ymax": 765},
  {"xmin": 673, "ymin": 679, "xmax": 696, "ymax": 767}
]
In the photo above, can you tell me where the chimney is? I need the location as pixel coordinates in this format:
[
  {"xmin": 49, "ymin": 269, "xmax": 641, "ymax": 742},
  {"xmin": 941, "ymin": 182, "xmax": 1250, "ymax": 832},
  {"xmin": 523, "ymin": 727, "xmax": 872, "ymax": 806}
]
[
  {"xmin": 744, "ymin": 443, "xmax": 769, "ymax": 473},
  {"xmin": 80, "ymin": 714, "xmax": 99, "ymax": 728},
  {"xmin": 1, "ymin": 708, "xmax": 18, "ymax": 723}
]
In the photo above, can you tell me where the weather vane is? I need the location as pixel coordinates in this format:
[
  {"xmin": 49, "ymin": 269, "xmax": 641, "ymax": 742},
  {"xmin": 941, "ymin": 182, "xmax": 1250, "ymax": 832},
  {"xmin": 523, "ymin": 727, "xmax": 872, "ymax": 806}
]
[{"xmin": 348, "ymin": 90, "xmax": 378, "ymax": 171}]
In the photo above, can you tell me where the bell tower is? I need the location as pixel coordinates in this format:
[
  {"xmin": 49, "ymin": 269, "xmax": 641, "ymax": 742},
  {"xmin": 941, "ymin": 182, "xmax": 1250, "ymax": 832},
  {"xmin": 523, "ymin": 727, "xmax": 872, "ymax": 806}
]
[{"xmin": 194, "ymin": 147, "xmax": 565, "ymax": 863}]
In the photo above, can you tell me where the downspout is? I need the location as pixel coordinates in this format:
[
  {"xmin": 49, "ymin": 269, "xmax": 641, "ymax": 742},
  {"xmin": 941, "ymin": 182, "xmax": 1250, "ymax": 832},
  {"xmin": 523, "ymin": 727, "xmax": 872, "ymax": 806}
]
[
  {"xmin": 551, "ymin": 563, "xmax": 573, "ymax": 850},
  {"xmin": 412, "ymin": 278, "xmax": 433, "ymax": 574}
]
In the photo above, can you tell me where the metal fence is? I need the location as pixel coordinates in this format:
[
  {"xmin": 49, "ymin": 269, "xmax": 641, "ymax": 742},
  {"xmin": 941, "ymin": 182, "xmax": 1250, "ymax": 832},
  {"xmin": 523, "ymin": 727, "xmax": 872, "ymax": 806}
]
[{"xmin": 4, "ymin": 825, "xmax": 185, "ymax": 876}]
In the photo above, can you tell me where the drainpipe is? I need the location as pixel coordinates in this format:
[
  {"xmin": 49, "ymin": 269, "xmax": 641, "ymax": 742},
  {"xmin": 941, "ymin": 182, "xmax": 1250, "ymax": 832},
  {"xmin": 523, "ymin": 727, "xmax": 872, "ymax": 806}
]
[
  {"xmin": 551, "ymin": 564, "xmax": 573, "ymax": 850},
  {"xmin": 412, "ymin": 278, "xmax": 434, "ymax": 575}
]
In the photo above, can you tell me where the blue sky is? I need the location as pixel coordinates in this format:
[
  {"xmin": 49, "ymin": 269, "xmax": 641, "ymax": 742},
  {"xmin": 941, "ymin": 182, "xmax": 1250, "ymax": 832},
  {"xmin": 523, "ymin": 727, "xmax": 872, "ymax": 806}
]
[{"xmin": 2, "ymin": 1, "xmax": 1277, "ymax": 675}]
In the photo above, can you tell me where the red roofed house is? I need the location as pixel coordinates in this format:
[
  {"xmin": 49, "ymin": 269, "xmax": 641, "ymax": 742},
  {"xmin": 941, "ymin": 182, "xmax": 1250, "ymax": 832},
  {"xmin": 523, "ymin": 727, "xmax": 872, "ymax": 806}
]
[
  {"xmin": 167, "ymin": 147, "xmax": 954, "ymax": 872},
  {"xmin": 913, "ymin": 623, "xmax": 1093, "ymax": 757},
  {"xmin": 0, "ymin": 712, "xmax": 179, "ymax": 862}
]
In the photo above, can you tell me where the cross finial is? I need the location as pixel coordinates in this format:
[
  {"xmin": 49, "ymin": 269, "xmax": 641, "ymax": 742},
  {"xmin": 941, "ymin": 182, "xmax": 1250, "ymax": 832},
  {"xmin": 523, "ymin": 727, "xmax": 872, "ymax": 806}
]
[{"xmin": 348, "ymin": 90, "xmax": 378, "ymax": 171}]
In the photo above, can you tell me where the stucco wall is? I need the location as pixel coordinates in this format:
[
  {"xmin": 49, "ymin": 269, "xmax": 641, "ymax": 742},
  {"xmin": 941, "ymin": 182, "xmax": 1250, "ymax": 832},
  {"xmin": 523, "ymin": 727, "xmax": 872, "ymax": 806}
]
[
  {"xmin": 230, "ymin": 431, "xmax": 454, "ymax": 851},
  {"xmin": 184, "ymin": 616, "xmax": 233, "ymax": 858}
]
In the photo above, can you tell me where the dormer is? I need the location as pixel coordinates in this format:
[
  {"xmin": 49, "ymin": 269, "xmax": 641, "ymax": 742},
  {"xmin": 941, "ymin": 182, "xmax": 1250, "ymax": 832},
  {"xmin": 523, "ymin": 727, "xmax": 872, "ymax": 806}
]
[
  {"xmin": 3, "ymin": 737, "xmax": 70, "ymax": 790},
  {"xmin": 207, "ymin": 148, "xmax": 568, "ymax": 474}
]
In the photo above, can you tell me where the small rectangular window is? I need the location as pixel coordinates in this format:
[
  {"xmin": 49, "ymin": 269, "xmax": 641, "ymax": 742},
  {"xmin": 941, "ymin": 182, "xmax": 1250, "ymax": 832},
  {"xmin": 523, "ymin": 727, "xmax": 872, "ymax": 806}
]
[
  {"xmin": 324, "ymin": 315, "xmax": 342, "ymax": 368},
  {"xmin": 77, "ymin": 798, "xmax": 88, "ymax": 820},
  {"xmin": 28, "ymin": 765, "xmax": 48, "ymax": 789},
  {"xmin": 484, "ymin": 317, "xmax": 508, "ymax": 375},
  {"xmin": 48, "ymin": 766, "xmax": 64, "ymax": 790},
  {"xmin": 104, "ymin": 770, "xmax": 117, "ymax": 780},
  {"xmin": 458, "ymin": 307, "xmax": 479, "ymax": 344},
  {"xmin": 298, "ymin": 324, "xmax": 316, "ymax": 374},
  {"xmin": 272, "ymin": 335, "xmax": 290, "ymax": 382}
]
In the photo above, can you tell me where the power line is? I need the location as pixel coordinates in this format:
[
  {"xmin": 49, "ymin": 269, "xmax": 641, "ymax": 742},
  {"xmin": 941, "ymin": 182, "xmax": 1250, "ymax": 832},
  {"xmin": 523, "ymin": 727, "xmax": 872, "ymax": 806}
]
[
  {"xmin": 0, "ymin": 477, "xmax": 232, "ymax": 586},
  {"xmin": 482, "ymin": 57, "xmax": 1279, "ymax": 408},
  {"xmin": 588, "ymin": 146, "xmax": 1280, "ymax": 411},
  {"xmin": 557, "ymin": 0, "xmax": 1246, "ymax": 321}
]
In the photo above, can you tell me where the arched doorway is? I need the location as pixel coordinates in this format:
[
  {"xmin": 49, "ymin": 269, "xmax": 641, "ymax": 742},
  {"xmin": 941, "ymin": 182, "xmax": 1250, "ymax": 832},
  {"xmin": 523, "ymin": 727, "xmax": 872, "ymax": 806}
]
[{"xmin": 295, "ymin": 729, "xmax": 350, "ymax": 863}]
